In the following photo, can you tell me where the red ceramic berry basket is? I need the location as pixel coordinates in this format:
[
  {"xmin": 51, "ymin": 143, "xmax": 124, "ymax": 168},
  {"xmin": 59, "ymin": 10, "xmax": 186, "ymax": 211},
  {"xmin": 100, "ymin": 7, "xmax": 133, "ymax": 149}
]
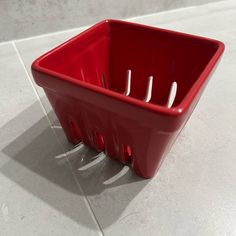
[{"xmin": 31, "ymin": 19, "xmax": 224, "ymax": 178}]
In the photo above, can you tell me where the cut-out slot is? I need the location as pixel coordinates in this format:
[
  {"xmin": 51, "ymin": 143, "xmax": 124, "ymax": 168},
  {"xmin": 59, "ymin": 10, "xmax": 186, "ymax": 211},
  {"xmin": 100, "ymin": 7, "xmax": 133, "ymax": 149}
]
[
  {"xmin": 94, "ymin": 132, "xmax": 105, "ymax": 150},
  {"xmin": 123, "ymin": 144, "xmax": 132, "ymax": 163},
  {"xmin": 144, "ymin": 76, "xmax": 154, "ymax": 102},
  {"xmin": 69, "ymin": 120, "xmax": 81, "ymax": 141},
  {"xmin": 124, "ymin": 69, "xmax": 131, "ymax": 96},
  {"xmin": 101, "ymin": 74, "xmax": 108, "ymax": 89},
  {"xmin": 80, "ymin": 68, "xmax": 85, "ymax": 81},
  {"xmin": 167, "ymin": 81, "xmax": 177, "ymax": 108}
]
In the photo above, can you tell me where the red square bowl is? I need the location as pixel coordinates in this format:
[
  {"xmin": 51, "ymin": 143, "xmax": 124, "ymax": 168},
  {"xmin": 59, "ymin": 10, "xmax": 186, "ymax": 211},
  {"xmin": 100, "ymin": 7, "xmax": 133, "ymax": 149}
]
[{"xmin": 32, "ymin": 19, "xmax": 224, "ymax": 178}]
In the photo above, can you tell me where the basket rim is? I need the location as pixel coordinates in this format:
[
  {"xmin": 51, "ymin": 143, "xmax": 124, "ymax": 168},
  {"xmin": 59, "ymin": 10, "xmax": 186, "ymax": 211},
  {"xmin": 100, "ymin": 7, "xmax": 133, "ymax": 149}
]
[{"xmin": 31, "ymin": 19, "xmax": 225, "ymax": 117}]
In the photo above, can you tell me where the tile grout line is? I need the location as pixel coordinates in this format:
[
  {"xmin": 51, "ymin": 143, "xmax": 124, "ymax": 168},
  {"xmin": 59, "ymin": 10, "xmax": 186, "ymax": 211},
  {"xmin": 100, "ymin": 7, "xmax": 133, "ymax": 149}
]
[
  {"xmin": 12, "ymin": 40, "xmax": 66, "ymax": 152},
  {"xmin": 71, "ymin": 171, "xmax": 105, "ymax": 236},
  {"xmin": 12, "ymin": 41, "xmax": 72, "ymax": 177},
  {"xmin": 12, "ymin": 41, "xmax": 69, "ymax": 154},
  {"xmin": 12, "ymin": 41, "xmax": 52, "ymax": 126},
  {"xmin": 12, "ymin": 41, "xmax": 105, "ymax": 236}
]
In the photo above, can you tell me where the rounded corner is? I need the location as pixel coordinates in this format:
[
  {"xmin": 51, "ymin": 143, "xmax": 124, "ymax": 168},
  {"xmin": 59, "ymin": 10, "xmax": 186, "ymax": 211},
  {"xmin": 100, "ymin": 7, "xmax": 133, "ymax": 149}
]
[
  {"xmin": 217, "ymin": 40, "xmax": 225, "ymax": 52},
  {"xmin": 31, "ymin": 58, "xmax": 39, "ymax": 72}
]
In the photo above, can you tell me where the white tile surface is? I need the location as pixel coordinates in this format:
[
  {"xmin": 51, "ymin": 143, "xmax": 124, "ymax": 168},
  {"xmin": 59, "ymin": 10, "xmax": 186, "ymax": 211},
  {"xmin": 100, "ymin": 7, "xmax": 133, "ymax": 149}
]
[
  {"xmin": 0, "ymin": 0, "xmax": 221, "ymax": 42},
  {"xmin": 0, "ymin": 43, "xmax": 102, "ymax": 235},
  {"xmin": 2, "ymin": 0, "xmax": 236, "ymax": 235}
]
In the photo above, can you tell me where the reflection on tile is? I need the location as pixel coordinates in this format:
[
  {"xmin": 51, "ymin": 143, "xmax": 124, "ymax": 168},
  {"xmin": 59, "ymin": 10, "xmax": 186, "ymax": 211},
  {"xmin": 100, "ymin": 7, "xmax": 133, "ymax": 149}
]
[{"xmin": 0, "ymin": 43, "xmax": 101, "ymax": 235}]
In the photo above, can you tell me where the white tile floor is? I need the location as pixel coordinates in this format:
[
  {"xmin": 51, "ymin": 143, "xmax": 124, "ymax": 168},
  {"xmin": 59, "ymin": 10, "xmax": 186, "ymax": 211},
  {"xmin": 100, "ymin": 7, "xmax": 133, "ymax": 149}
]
[{"xmin": 1, "ymin": 1, "xmax": 236, "ymax": 235}]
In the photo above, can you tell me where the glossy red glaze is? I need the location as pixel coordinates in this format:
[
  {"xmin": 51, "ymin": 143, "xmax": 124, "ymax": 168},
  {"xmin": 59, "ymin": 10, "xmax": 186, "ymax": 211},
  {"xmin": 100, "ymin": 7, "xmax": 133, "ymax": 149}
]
[{"xmin": 31, "ymin": 19, "xmax": 224, "ymax": 178}]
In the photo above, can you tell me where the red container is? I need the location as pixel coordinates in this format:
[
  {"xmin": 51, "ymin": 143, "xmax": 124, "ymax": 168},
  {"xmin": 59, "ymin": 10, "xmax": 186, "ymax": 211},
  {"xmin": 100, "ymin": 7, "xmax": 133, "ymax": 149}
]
[{"xmin": 32, "ymin": 19, "xmax": 224, "ymax": 178}]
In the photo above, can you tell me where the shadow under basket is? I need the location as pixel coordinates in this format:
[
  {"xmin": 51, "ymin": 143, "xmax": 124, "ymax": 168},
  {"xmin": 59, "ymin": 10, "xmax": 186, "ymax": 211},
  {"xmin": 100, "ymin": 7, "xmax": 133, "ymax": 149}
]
[{"xmin": 31, "ymin": 19, "xmax": 224, "ymax": 178}]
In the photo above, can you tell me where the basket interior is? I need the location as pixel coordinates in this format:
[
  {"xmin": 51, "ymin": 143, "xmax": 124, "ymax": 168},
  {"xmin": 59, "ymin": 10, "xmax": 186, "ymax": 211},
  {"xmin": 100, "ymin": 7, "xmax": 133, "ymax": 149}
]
[{"xmin": 38, "ymin": 20, "xmax": 220, "ymax": 108}]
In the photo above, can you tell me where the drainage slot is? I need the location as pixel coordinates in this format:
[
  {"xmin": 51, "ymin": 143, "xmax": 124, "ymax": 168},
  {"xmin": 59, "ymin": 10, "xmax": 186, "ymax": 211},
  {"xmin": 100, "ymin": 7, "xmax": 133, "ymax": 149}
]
[
  {"xmin": 167, "ymin": 81, "xmax": 177, "ymax": 108},
  {"xmin": 124, "ymin": 69, "xmax": 132, "ymax": 96},
  {"xmin": 144, "ymin": 76, "xmax": 154, "ymax": 102},
  {"xmin": 101, "ymin": 74, "xmax": 108, "ymax": 89},
  {"xmin": 69, "ymin": 120, "xmax": 81, "ymax": 140},
  {"xmin": 80, "ymin": 68, "xmax": 85, "ymax": 81},
  {"xmin": 123, "ymin": 145, "xmax": 132, "ymax": 163},
  {"xmin": 95, "ymin": 132, "xmax": 105, "ymax": 151}
]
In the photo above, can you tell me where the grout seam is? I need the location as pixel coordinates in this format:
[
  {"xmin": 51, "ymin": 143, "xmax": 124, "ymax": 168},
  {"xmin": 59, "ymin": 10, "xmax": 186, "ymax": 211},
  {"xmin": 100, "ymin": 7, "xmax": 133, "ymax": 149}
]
[
  {"xmin": 12, "ymin": 41, "xmax": 105, "ymax": 235},
  {"xmin": 12, "ymin": 41, "xmax": 52, "ymax": 126},
  {"xmin": 12, "ymin": 41, "xmax": 65, "ymax": 151},
  {"xmin": 12, "ymin": 41, "xmax": 68, "ymax": 155},
  {"xmin": 71, "ymin": 171, "xmax": 105, "ymax": 236}
]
